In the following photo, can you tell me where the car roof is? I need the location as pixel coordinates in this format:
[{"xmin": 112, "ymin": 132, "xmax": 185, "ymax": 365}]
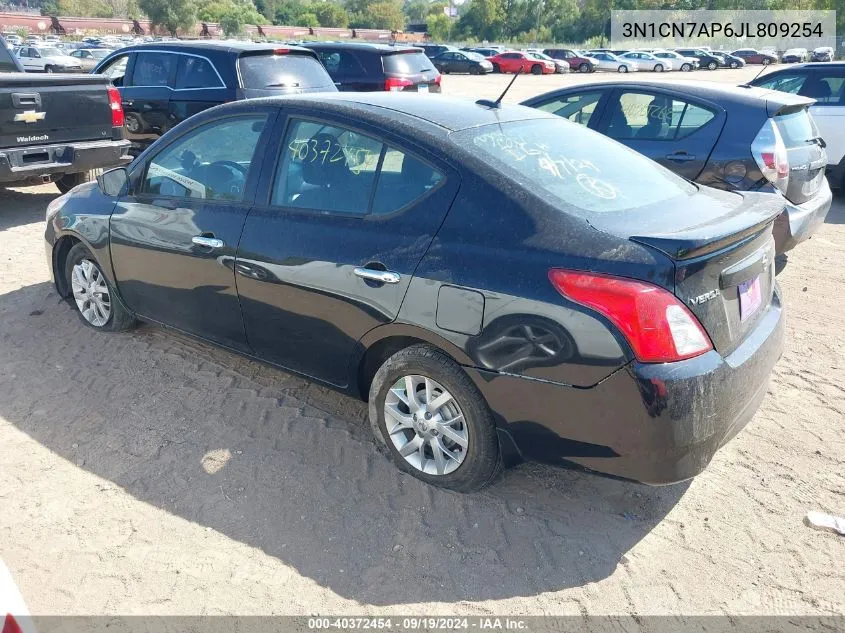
[
  {"xmin": 229, "ymin": 92, "xmax": 555, "ymax": 134},
  {"xmin": 521, "ymin": 80, "xmax": 814, "ymax": 110},
  {"xmin": 110, "ymin": 41, "xmax": 316, "ymax": 56},
  {"xmin": 763, "ymin": 61, "xmax": 845, "ymax": 70},
  {"xmin": 302, "ymin": 42, "xmax": 423, "ymax": 54}
]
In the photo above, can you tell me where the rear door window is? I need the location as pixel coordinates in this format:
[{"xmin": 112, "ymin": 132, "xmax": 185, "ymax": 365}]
[
  {"xmin": 371, "ymin": 148, "xmax": 443, "ymax": 215},
  {"xmin": 175, "ymin": 55, "xmax": 223, "ymax": 89},
  {"xmin": 382, "ymin": 52, "xmax": 436, "ymax": 74},
  {"xmin": 239, "ymin": 53, "xmax": 335, "ymax": 90},
  {"xmin": 799, "ymin": 71, "xmax": 845, "ymax": 105}
]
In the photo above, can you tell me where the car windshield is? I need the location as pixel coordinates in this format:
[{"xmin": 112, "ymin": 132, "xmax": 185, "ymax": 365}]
[
  {"xmin": 38, "ymin": 47, "xmax": 63, "ymax": 57},
  {"xmin": 383, "ymin": 51, "xmax": 436, "ymax": 73},
  {"xmin": 453, "ymin": 118, "xmax": 696, "ymax": 215},
  {"xmin": 465, "ymin": 52, "xmax": 485, "ymax": 61},
  {"xmin": 238, "ymin": 53, "xmax": 334, "ymax": 89}
]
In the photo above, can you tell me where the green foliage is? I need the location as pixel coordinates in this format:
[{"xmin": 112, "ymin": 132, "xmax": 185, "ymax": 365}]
[
  {"xmin": 348, "ymin": 0, "xmax": 404, "ymax": 30},
  {"xmin": 138, "ymin": 0, "xmax": 196, "ymax": 34},
  {"xmin": 296, "ymin": 10, "xmax": 319, "ymax": 25},
  {"xmin": 426, "ymin": 11, "xmax": 450, "ymax": 38}
]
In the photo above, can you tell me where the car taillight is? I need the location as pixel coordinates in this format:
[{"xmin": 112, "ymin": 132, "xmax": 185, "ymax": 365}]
[
  {"xmin": 548, "ymin": 269, "xmax": 713, "ymax": 363},
  {"xmin": 751, "ymin": 118, "xmax": 789, "ymax": 193},
  {"xmin": 385, "ymin": 77, "xmax": 413, "ymax": 92},
  {"xmin": 433, "ymin": 73, "xmax": 441, "ymax": 85},
  {"xmin": 107, "ymin": 86, "xmax": 124, "ymax": 128},
  {"xmin": 2, "ymin": 614, "xmax": 23, "ymax": 633}
]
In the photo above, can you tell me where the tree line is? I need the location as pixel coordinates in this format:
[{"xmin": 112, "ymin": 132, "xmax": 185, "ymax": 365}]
[{"xmin": 27, "ymin": 0, "xmax": 845, "ymax": 43}]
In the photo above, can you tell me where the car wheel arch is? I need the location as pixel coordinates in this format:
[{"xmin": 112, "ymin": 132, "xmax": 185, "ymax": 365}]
[
  {"xmin": 355, "ymin": 327, "xmax": 475, "ymax": 401},
  {"xmin": 52, "ymin": 234, "xmax": 81, "ymax": 298}
]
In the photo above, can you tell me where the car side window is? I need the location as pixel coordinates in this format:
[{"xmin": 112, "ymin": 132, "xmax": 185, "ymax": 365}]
[
  {"xmin": 756, "ymin": 74, "xmax": 806, "ymax": 94},
  {"xmin": 534, "ymin": 91, "xmax": 604, "ymax": 126},
  {"xmin": 800, "ymin": 72, "xmax": 845, "ymax": 105},
  {"xmin": 132, "ymin": 52, "xmax": 175, "ymax": 87},
  {"xmin": 273, "ymin": 119, "xmax": 383, "ymax": 215},
  {"xmin": 330, "ymin": 51, "xmax": 366, "ymax": 77},
  {"xmin": 612, "ymin": 92, "xmax": 702, "ymax": 141},
  {"xmin": 140, "ymin": 115, "xmax": 267, "ymax": 202},
  {"xmin": 100, "ymin": 54, "xmax": 129, "ymax": 86},
  {"xmin": 371, "ymin": 148, "xmax": 443, "ymax": 215},
  {"xmin": 174, "ymin": 55, "xmax": 221, "ymax": 89}
]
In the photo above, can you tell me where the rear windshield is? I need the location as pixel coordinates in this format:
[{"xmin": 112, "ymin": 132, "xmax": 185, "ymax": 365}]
[
  {"xmin": 383, "ymin": 52, "xmax": 436, "ymax": 74},
  {"xmin": 454, "ymin": 118, "xmax": 696, "ymax": 214},
  {"xmin": 238, "ymin": 53, "xmax": 334, "ymax": 90},
  {"xmin": 774, "ymin": 109, "xmax": 818, "ymax": 146}
]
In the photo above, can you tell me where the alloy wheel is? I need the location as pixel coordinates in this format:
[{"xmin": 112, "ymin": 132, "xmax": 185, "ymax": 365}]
[
  {"xmin": 384, "ymin": 375, "xmax": 468, "ymax": 476},
  {"xmin": 71, "ymin": 259, "xmax": 111, "ymax": 327}
]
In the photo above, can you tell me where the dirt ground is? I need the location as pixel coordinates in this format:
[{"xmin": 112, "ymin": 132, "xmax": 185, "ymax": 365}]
[{"xmin": 0, "ymin": 67, "xmax": 844, "ymax": 617}]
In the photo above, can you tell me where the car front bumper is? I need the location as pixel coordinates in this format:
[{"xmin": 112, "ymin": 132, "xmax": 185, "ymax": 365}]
[
  {"xmin": 773, "ymin": 177, "xmax": 832, "ymax": 253},
  {"xmin": 467, "ymin": 286, "xmax": 785, "ymax": 484},
  {"xmin": 0, "ymin": 138, "xmax": 131, "ymax": 186}
]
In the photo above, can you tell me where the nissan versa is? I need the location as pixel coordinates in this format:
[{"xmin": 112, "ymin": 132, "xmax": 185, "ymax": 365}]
[{"xmin": 45, "ymin": 94, "xmax": 785, "ymax": 492}]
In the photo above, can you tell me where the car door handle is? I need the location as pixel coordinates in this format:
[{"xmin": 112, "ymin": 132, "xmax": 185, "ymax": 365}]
[
  {"xmin": 665, "ymin": 152, "xmax": 697, "ymax": 162},
  {"xmin": 192, "ymin": 235, "xmax": 224, "ymax": 248},
  {"xmin": 353, "ymin": 267, "xmax": 401, "ymax": 284}
]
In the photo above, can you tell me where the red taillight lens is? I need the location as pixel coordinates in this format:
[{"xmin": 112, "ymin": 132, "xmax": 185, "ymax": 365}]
[
  {"xmin": 107, "ymin": 86, "xmax": 124, "ymax": 128},
  {"xmin": 433, "ymin": 73, "xmax": 442, "ymax": 85},
  {"xmin": 548, "ymin": 269, "xmax": 713, "ymax": 363},
  {"xmin": 2, "ymin": 614, "xmax": 23, "ymax": 633},
  {"xmin": 751, "ymin": 118, "xmax": 789, "ymax": 193},
  {"xmin": 384, "ymin": 77, "xmax": 413, "ymax": 92}
]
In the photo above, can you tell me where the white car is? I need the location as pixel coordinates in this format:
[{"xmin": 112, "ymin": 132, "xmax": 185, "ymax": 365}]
[
  {"xmin": 16, "ymin": 45, "xmax": 83, "ymax": 72},
  {"xmin": 650, "ymin": 49, "xmax": 698, "ymax": 71},
  {"xmin": 3, "ymin": 33, "xmax": 22, "ymax": 47},
  {"xmin": 587, "ymin": 51, "xmax": 638, "ymax": 73},
  {"xmin": 782, "ymin": 48, "xmax": 809, "ymax": 63},
  {"xmin": 0, "ymin": 560, "xmax": 35, "ymax": 633},
  {"xmin": 621, "ymin": 51, "xmax": 673, "ymax": 72}
]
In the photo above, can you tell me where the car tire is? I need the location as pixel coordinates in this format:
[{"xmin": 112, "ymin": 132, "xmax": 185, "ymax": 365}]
[
  {"xmin": 707, "ymin": 61, "xmax": 717, "ymax": 70},
  {"xmin": 578, "ymin": 62, "xmax": 590, "ymax": 73},
  {"xmin": 491, "ymin": 63, "xmax": 500, "ymax": 73},
  {"xmin": 124, "ymin": 113, "xmax": 142, "ymax": 134},
  {"xmin": 44, "ymin": 65, "xmax": 54, "ymax": 73},
  {"xmin": 56, "ymin": 169, "xmax": 101, "ymax": 194},
  {"xmin": 762, "ymin": 58, "xmax": 771, "ymax": 65},
  {"xmin": 369, "ymin": 344, "xmax": 502, "ymax": 492},
  {"xmin": 531, "ymin": 64, "xmax": 542, "ymax": 75},
  {"xmin": 64, "ymin": 242, "xmax": 136, "ymax": 332},
  {"xmin": 654, "ymin": 63, "xmax": 664, "ymax": 72},
  {"xmin": 730, "ymin": 61, "xmax": 739, "ymax": 68},
  {"xmin": 618, "ymin": 65, "xmax": 628, "ymax": 73},
  {"xmin": 681, "ymin": 63, "xmax": 691, "ymax": 71}
]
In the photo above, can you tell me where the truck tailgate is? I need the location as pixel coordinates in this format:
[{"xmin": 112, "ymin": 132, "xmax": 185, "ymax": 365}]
[{"xmin": 1, "ymin": 74, "xmax": 113, "ymax": 148}]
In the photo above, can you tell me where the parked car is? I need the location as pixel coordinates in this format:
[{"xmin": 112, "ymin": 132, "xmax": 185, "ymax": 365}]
[
  {"xmin": 527, "ymin": 51, "xmax": 569, "ymax": 73},
  {"xmin": 585, "ymin": 51, "xmax": 638, "ymax": 73},
  {"xmin": 650, "ymin": 49, "xmax": 698, "ymax": 71},
  {"xmin": 306, "ymin": 42, "xmax": 441, "ymax": 91},
  {"xmin": 46, "ymin": 93, "xmax": 786, "ymax": 491},
  {"xmin": 67, "ymin": 48, "xmax": 111, "ymax": 71},
  {"xmin": 16, "ymin": 45, "xmax": 82, "ymax": 73},
  {"xmin": 0, "ymin": 49, "xmax": 130, "ymax": 191},
  {"xmin": 431, "ymin": 50, "xmax": 493, "ymax": 75},
  {"xmin": 3, "ymin": 33, "xmax": 22, "ymax": 47},
  {"xmin": 782, "ymin": 48, "xmax": 809, "ymax": 63},
  {"xmin": 542, "ymin": 48, "xmax": 596, "ymax": 73},
  {"xmin": 674, "ymin": 48, "xmax": 723, "ymax": 70},
  {"xmin": 521, "ymin": 81, "xmax": 832, "ymax": 255},
  {"xmin": 712, "ymin": 51, "xmax": 745, "ymax": 69},
  {"xmin": 487, "ymin": 51, "xmax": 555, "ymax": 74},
  {"xmin": 416, "ymin": 43, "xmax": 455, "ymax": 59},
  {"xmin": 93, "ymin": 41, "xmax": 336, "ymax": 154},
  {"xmin": 731, "ymin": 48, "xmax": 779, "ymax": 65},
  {"xmin": 812, "ymin": 46, "xmax": 834, "ymax": 62},
  {"xmin": 462, "ymin": 47, "xmax": 502, "ymax": 58},
  {"xmin": 748, "ymin": 63, "xmax": 845, "ymax": 190},
  {"xmin": 620, "ymin": 51, "xmax": 672, "ymax": 72}
]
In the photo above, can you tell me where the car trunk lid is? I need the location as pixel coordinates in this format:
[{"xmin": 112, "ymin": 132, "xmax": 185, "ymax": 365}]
[
  {"xmin": 382, "ymin": 50, "xmax": 441, "ymax": 92},
  {"xmin": 771, "ymin": 104, "xmax": 827, "ymax": 205}
]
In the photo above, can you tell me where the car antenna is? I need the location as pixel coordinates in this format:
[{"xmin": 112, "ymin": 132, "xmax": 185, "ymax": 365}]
[
  {"xmin": 476, "ymin": 69, "xmax": 521, "ymax": 109},
  {"xmin": 742, "ymin": 65, "xmax": 769, "ymax": 87}
]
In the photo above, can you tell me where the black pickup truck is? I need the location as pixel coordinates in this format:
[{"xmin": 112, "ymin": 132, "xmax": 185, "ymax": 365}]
[{"xmin": 1, "ymin": 36, "xmax": 130, "ymax": 193}]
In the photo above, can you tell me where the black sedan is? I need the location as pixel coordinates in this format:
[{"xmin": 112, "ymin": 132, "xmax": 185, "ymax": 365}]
[
  {"xmin": 521, "ymin": 81, "xmax": 832, "ymax": 255},
  {"xmin": 431, "ymin": 50, "xmax": 493, "ymax": 75},
  {"xmin": 46, "ymin": 94, "xmax": 785, "ymax": 491}
]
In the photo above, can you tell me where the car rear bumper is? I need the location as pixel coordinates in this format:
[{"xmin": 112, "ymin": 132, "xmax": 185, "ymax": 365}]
[
  {"xmin": 773, "ymin": 178, "xmax": 832, "ymax": 253},
  {"xmin": 0, "ymin": 138, "xmax": 131, "ymax": 185},
  {"xmin": 467, "ymin": 286, "xmax": 785, "ymax": 484}
]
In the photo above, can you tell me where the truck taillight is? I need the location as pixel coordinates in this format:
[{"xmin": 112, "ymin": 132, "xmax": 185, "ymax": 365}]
[
  {"xmin": 751, "ymin": 118, "xmax": 789, "ymax": 194},
  {"xmin": 384, "ymin": 77, "xmax": 413, "ymax": 92},
  {"xmin": 107, "ymin": 86, "xmax": 124, "ymax": 128},
  {"xmin": 548, "ymin": 269, "xmax": 713, "ymax": 363},
  {"xmin": 2, "ymin": 614, "xmax": 23, "ymax": 633}
]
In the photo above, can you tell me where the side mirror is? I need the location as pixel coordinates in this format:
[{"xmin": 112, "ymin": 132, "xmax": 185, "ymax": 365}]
[{"xmin": 97, "ymin": 167, "xmax": 128, "ymax": 197}]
